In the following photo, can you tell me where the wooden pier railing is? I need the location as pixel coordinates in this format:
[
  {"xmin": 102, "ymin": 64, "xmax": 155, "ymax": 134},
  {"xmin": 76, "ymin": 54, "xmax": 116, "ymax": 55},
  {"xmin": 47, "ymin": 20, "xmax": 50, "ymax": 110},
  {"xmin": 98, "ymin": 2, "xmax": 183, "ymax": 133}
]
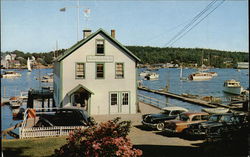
[
  {"xmin": 138, "ymin": 86, "xmax": 231, "ymax": 108},
  {"xmin": 138, "ymin": 94, "xmax": 174, "ymax": 109}
]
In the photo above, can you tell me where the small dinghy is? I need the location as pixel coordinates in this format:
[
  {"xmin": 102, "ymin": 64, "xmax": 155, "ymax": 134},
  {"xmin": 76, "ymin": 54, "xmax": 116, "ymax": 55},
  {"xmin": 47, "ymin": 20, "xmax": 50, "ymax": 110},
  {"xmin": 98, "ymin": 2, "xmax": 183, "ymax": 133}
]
[{"xmin": 202, "ymin": 107, "xmax": 229, "ymax": 114}]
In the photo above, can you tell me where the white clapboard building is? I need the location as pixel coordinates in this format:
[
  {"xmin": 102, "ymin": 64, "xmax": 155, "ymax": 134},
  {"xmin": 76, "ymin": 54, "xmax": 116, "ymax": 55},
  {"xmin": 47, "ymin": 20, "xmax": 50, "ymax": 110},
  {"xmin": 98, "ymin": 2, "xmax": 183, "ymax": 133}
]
[{"xmin": 53, "ymin": 29, "xmax": 141, "ymax": 115}]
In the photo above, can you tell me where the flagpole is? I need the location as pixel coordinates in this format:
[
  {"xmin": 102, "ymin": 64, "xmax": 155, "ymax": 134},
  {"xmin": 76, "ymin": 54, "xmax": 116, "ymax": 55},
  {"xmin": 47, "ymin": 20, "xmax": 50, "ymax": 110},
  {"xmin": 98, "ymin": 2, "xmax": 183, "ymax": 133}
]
[
  {"xmin": 77, "ymin": 0, "xmax": 80, "ymax": 41},
  {"xmin": 60, "ymin": 0, "xmax": 86, "ymax": 42}
]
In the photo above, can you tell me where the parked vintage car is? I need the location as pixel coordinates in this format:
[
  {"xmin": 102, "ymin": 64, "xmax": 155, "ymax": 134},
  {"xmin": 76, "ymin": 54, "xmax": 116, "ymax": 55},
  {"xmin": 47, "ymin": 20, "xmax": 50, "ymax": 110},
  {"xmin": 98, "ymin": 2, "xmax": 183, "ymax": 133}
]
[
  {"xmin": 184, "ymin": 113, "xmax": 224, "ymax": 137},
  {"xmin": 164, "ymin": 112, "xmax": 209, "ymax": 133},
  {"xmin": 34, "ymin": 107, "xmax": 96, "ymax": 127},
  {"xmin": 141, "ymin": 106, "xmax": 188, "ymax": 131},
  {"xmin": 202, "ymin": 113, "xmax": 248, "ymax": 140}
]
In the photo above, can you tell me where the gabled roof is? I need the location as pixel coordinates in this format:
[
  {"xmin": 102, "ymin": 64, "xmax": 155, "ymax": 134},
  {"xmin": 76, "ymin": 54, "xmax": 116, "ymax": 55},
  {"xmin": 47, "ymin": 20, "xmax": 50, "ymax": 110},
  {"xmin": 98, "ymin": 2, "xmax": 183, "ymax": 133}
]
[
  {"xmin": 67, "ymin": 84, "xmax": 94, "ymax": 96},
  {"xmin": 56, "ymin": 28, "xmax": 141, "ymax": 62}
]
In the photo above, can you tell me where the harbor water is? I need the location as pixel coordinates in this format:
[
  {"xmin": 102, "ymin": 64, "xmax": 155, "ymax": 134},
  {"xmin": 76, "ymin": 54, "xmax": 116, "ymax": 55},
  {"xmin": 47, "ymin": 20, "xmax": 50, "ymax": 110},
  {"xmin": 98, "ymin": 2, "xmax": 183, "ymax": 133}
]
[
  {"xmin": 138, "ymin": 67, "xmax": 249, "ymax": 111},
  {"xmin": 1, "ymin": 68, "xmax": 53, "ymax": 139},
  {"xmin": 1, "ymin": 68, "xmax": 249, "ymax": 139}
]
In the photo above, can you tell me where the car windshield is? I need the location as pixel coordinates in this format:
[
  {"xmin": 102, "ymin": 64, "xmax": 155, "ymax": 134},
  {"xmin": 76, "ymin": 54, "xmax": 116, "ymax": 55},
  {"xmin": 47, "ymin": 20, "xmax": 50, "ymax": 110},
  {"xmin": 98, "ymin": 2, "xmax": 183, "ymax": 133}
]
[
  {"xmin": 79, "ymin": 110, "xmax": 89, "ymax": 121},
  {"xmin": 209, "ymin": 115, "xmax": 220, "ymax": 122},
  {"xmin": 161, "ymin": 110, "xmax": 171, "ymax": 115},
  {"xmin": 179, "ymin": 114, "xmax": 189, "ymax": 121},
  {"xmin": 219, "ymin": 115, "xmax": 232, "ymax": 122}
]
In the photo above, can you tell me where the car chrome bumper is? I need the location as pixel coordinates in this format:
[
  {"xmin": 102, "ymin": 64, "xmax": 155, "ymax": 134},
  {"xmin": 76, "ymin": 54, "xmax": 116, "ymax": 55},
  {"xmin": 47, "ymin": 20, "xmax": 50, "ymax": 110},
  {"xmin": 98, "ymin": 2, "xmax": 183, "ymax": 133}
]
[
  {"xmin": 164, "ymin": 128, "xmax": 177, "ymax": 133},
  {"xmin": 188, "ymin": 129, "xmax": 206, "ymax": 136},
  {"xmin": 141, "ymin": 121, "xmax": 157, "ymax": 128}
]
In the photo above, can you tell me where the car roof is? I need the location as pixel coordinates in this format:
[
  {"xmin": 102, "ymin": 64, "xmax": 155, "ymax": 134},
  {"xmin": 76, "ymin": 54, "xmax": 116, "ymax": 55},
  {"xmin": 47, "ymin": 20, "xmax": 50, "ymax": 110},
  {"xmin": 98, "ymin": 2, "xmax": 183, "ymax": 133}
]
[
  {"xmin": 162, "ymin": 106, "xmax": 188, "ymax": 112},
  {"xmin": 181, "ymin": 112, "xmax": 209, "ymax": 116}
]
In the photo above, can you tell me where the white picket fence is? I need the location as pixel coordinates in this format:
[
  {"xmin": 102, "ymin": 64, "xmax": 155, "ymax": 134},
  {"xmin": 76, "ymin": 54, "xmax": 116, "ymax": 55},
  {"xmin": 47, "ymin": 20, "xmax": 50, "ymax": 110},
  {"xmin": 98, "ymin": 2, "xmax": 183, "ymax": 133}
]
[
  {"xmin": 19, "ymin": 108, "xmax": 87, "ymax": 139},
  {"xmin": 19, "ymin": 126, "xmax": 86, "ymax": 139}
]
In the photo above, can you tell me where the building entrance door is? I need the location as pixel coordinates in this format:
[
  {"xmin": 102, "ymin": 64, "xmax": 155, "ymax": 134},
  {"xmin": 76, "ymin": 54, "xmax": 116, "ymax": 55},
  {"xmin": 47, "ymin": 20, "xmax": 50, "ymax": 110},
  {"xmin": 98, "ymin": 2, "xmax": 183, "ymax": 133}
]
[{"xmin": 109, "ymin": 92, "xmax": 130, "ymax": 114}]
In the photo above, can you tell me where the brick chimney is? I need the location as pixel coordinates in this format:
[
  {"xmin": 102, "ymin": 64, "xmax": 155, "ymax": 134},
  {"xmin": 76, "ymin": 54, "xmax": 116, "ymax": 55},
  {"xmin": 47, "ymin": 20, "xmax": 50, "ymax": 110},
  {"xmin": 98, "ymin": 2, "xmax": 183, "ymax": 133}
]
[
  {"xmin": 111, "ymin": 29, "xmax": 115, "ymax": 38},
  {"xmin": 83, "ymin": 30, "xmax": 91, "ymax": 39}
]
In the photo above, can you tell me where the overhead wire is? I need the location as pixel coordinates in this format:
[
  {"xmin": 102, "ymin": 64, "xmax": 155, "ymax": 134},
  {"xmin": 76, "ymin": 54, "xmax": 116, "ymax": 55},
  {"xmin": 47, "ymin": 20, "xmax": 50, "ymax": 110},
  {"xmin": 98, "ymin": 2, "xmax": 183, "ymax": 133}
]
[
  {"xmin": 164, "ymin": 0, "xmax": 217, "ymax": 47},
  {"xmin": 164, "ymin": 0, "xmax": 224, "ymax": 47},
  {"xmin": 168, "ymin": 0, "xmax": 225, "ymax": 47}
]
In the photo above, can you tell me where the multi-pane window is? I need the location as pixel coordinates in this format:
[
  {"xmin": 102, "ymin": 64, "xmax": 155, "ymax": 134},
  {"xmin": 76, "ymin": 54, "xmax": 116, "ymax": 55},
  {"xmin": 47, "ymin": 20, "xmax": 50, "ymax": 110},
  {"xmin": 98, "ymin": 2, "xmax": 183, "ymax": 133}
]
[
  {"xmin": 111, "ymin": 93, "xmax": 118, "ymax": 105},
  {"xmin": 75, "ymin": 63, "xmax": 85, "ymax": 79},
  {"xmin": 96, "ymin": 40, "xmax": 104, "ymax": 55},
  {"xmin": 96, "ymin": 63, "xmax": 104, "ymax": 78},
  {"xmin": 122, "ymin": 92, "xmax": 129, "ymax": 105},
  {"xmin": 115, "ymin": 63, "xmax": 124, "ymax": 78}
]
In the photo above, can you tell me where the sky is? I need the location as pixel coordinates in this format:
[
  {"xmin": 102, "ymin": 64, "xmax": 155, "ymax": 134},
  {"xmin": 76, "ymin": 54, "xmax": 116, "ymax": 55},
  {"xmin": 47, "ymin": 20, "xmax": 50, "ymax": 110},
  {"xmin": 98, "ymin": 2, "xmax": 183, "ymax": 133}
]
[{"xmin": 1, "ymin": 0, "xmax": 248, "ymax": 53}]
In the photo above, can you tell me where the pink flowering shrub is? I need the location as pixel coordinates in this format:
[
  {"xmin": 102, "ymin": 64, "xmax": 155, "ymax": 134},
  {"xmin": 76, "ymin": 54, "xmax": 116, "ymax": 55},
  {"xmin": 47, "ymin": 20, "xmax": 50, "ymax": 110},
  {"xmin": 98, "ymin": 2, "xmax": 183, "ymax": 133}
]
[{"xmin": 54, "ymin": 117, "xmax": 142, "ymax": 157}]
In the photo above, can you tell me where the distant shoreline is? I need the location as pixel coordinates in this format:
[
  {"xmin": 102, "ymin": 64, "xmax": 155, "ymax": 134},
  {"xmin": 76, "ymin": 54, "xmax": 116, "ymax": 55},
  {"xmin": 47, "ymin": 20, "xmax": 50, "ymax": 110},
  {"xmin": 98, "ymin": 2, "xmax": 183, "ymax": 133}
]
[{"xmin": 1, "ymin": 65, "xmax": 53, "ymax": 70}]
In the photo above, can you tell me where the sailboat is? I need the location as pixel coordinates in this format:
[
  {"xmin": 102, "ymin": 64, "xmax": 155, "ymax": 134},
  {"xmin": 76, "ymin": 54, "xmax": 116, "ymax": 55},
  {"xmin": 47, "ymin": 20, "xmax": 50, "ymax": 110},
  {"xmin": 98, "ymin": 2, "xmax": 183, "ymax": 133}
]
[
  {"xmin": 179, "ymin": 66, "xmax": 188, "ymax": 81},
  {"xmin": 27, "ymin": 57, "xmax": 32, "ymax": 72}
]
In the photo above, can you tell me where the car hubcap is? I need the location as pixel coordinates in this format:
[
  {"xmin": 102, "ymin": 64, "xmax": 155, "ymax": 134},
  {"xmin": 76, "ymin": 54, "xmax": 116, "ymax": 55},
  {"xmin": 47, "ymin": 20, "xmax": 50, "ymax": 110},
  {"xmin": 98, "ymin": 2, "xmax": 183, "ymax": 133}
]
[{"xmin": 157, "ymin": 123, "xmax": 164, "ymax": 131}]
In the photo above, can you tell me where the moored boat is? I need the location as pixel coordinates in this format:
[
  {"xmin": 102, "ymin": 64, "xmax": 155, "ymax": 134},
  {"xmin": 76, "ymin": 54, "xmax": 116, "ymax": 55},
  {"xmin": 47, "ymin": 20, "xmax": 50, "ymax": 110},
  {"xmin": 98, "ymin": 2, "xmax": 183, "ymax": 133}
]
[
  {"xmin": 145, "ymin": 72, "xmax": 159, "ymax": 80},
  {"xmin": 41, "ymin": 73, "xmax": 53, "ymax": 83},
  {"xmin": 207, "ymin": 72, "xmax": 218, "ymax": 77},
  {"xmin": 202, "ymin": 107, "xmax": 229, "ymax": 114},
  {"xmin": 139, "ymin": 71, "xmax": 150, "ymax": 77},
  {"xmin": 1, "ymin": 71, "xmax": 21, "ymax": 78},
  {"xmin": 223, "ymin": 79, "xmax": 243, "ymax": 95},
  {"xmin": 179, "ymin": 66, "xmax": 189, "ymax": 81},
  {"xmin": 9, "ymin": 97, "xmax": 23, "ymax": 109},
  {"xmin": 27, "ymin": 57, "xmax": 32, "ymax": 72},
  {"xmin": 188, "ymin": 72, "xmax": 213, "ymax": 81}
]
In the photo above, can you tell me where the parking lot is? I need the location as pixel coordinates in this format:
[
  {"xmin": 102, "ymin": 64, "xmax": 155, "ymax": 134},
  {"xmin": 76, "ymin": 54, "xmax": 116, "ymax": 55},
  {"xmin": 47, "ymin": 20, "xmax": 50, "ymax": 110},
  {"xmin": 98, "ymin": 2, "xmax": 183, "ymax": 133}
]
[
  {"xmin": 93, "ymin": 102, "xmax": 206, "ymax": 156},
  {"xmin": 93, "ymin": 102, "xmax": 249, "ymax": 157}
]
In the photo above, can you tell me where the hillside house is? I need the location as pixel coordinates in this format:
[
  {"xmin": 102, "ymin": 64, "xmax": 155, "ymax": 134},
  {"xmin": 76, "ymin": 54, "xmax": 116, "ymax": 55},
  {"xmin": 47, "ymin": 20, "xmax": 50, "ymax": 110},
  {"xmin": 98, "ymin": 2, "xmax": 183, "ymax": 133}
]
[
  {"xmin": 53, "ymin": 29, "xmax": 141, "ymax": 115},
  {"xmin": 4, "ymin": 54, "xmax": 12, "ymax": 61}
]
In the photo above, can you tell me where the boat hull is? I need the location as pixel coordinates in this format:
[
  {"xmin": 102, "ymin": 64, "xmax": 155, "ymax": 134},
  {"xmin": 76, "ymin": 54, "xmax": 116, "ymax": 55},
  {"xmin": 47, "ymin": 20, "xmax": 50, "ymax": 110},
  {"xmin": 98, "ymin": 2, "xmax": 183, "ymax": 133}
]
[
  {"xmin": 202, "ymin": 108, "xmax": 229, "ymax": 114},
  {"xmin": 2, "ymin": 74, "xmax": 21, "ymax": 78},
  {"xmin": 189, "ymin": 76, "xmax": 212, "ymax": 81},
  {"xmin": 223, "ymin": 87, "xmax": 243, "ymax": 95}
]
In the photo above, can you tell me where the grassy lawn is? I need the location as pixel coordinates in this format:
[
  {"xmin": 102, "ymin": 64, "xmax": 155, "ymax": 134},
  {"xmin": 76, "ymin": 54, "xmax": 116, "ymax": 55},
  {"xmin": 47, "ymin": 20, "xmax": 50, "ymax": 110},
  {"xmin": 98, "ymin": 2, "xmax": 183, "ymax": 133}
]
[{"xmin": 2, "ymin": 136, "xmax": 67, "ymax": 157}]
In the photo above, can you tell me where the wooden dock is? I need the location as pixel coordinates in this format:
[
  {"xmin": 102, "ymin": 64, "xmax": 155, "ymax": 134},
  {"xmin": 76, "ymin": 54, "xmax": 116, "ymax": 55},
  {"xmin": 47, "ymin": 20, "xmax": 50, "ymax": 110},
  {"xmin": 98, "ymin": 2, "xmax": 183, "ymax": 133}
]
[{"xmin": 138, "ymin": 86, "xmax": 232, "ymax": 109}]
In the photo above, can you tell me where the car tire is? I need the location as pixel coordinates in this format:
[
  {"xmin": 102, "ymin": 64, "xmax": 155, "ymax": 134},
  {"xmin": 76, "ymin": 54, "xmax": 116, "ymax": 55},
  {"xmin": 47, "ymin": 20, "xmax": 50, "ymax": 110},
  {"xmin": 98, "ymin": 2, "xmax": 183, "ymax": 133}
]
[{"xmin": 156, "ymin": 123, "xmax": 165, "ymax": 131}]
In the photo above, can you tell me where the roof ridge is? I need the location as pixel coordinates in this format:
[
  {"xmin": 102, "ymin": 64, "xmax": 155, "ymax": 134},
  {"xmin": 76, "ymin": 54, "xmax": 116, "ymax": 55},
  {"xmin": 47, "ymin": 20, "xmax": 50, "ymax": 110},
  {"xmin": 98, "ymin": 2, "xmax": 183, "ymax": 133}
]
[{"xmin": 56, "ymin": 28, "xmax": 140, "ymax": 62}]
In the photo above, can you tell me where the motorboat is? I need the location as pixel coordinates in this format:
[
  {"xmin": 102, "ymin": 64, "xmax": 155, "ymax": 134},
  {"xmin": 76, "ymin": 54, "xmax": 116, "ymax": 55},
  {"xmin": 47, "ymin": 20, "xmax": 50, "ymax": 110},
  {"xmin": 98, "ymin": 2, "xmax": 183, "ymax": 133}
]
[
  {"xmin": 139, "ymin": 71, "xmax": 150, "ymax": 77},
  {"xmin": 41, "ymin": 73, "xmax": 53, "ymax": 83},
  {"xmin": 145, "ymin": 72, "xmax": 159, "ymax": 80},
  {"xmin": 1, "ymin": 71, "xmax": 21, "ymax": 78},
  {"xmin": 188, "ymin": 72, "xmax": 213, "ymax": 81},
  {"xmin": 202, "ymin": 107, "xmax": 229, "ymax": 114},
  {"xmin": 12, "ymin": 108, "xmax": 25, "ymax": 120},
  {"xmin": 9, "ymin": 97, "xmax": 23, "ymax": 109},
  {"xmin": 207, "ymin": 72, "xmax": 218, "ymax": 77},
  {"xmin": 223, "ymin": 79, "xmax": 243, "ymax": 95}
]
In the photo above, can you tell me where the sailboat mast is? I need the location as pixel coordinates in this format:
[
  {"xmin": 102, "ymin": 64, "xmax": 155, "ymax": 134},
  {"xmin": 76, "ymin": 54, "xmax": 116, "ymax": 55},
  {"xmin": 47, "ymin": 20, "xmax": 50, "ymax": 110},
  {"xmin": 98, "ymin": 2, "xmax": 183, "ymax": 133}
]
[
  {"xmin": 201, "ymin": 51, "xmax": 204, "ymax": 73},
  {"xmin": 180, "ymin": 65, "xmax": 183, "ymax": 78}
]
